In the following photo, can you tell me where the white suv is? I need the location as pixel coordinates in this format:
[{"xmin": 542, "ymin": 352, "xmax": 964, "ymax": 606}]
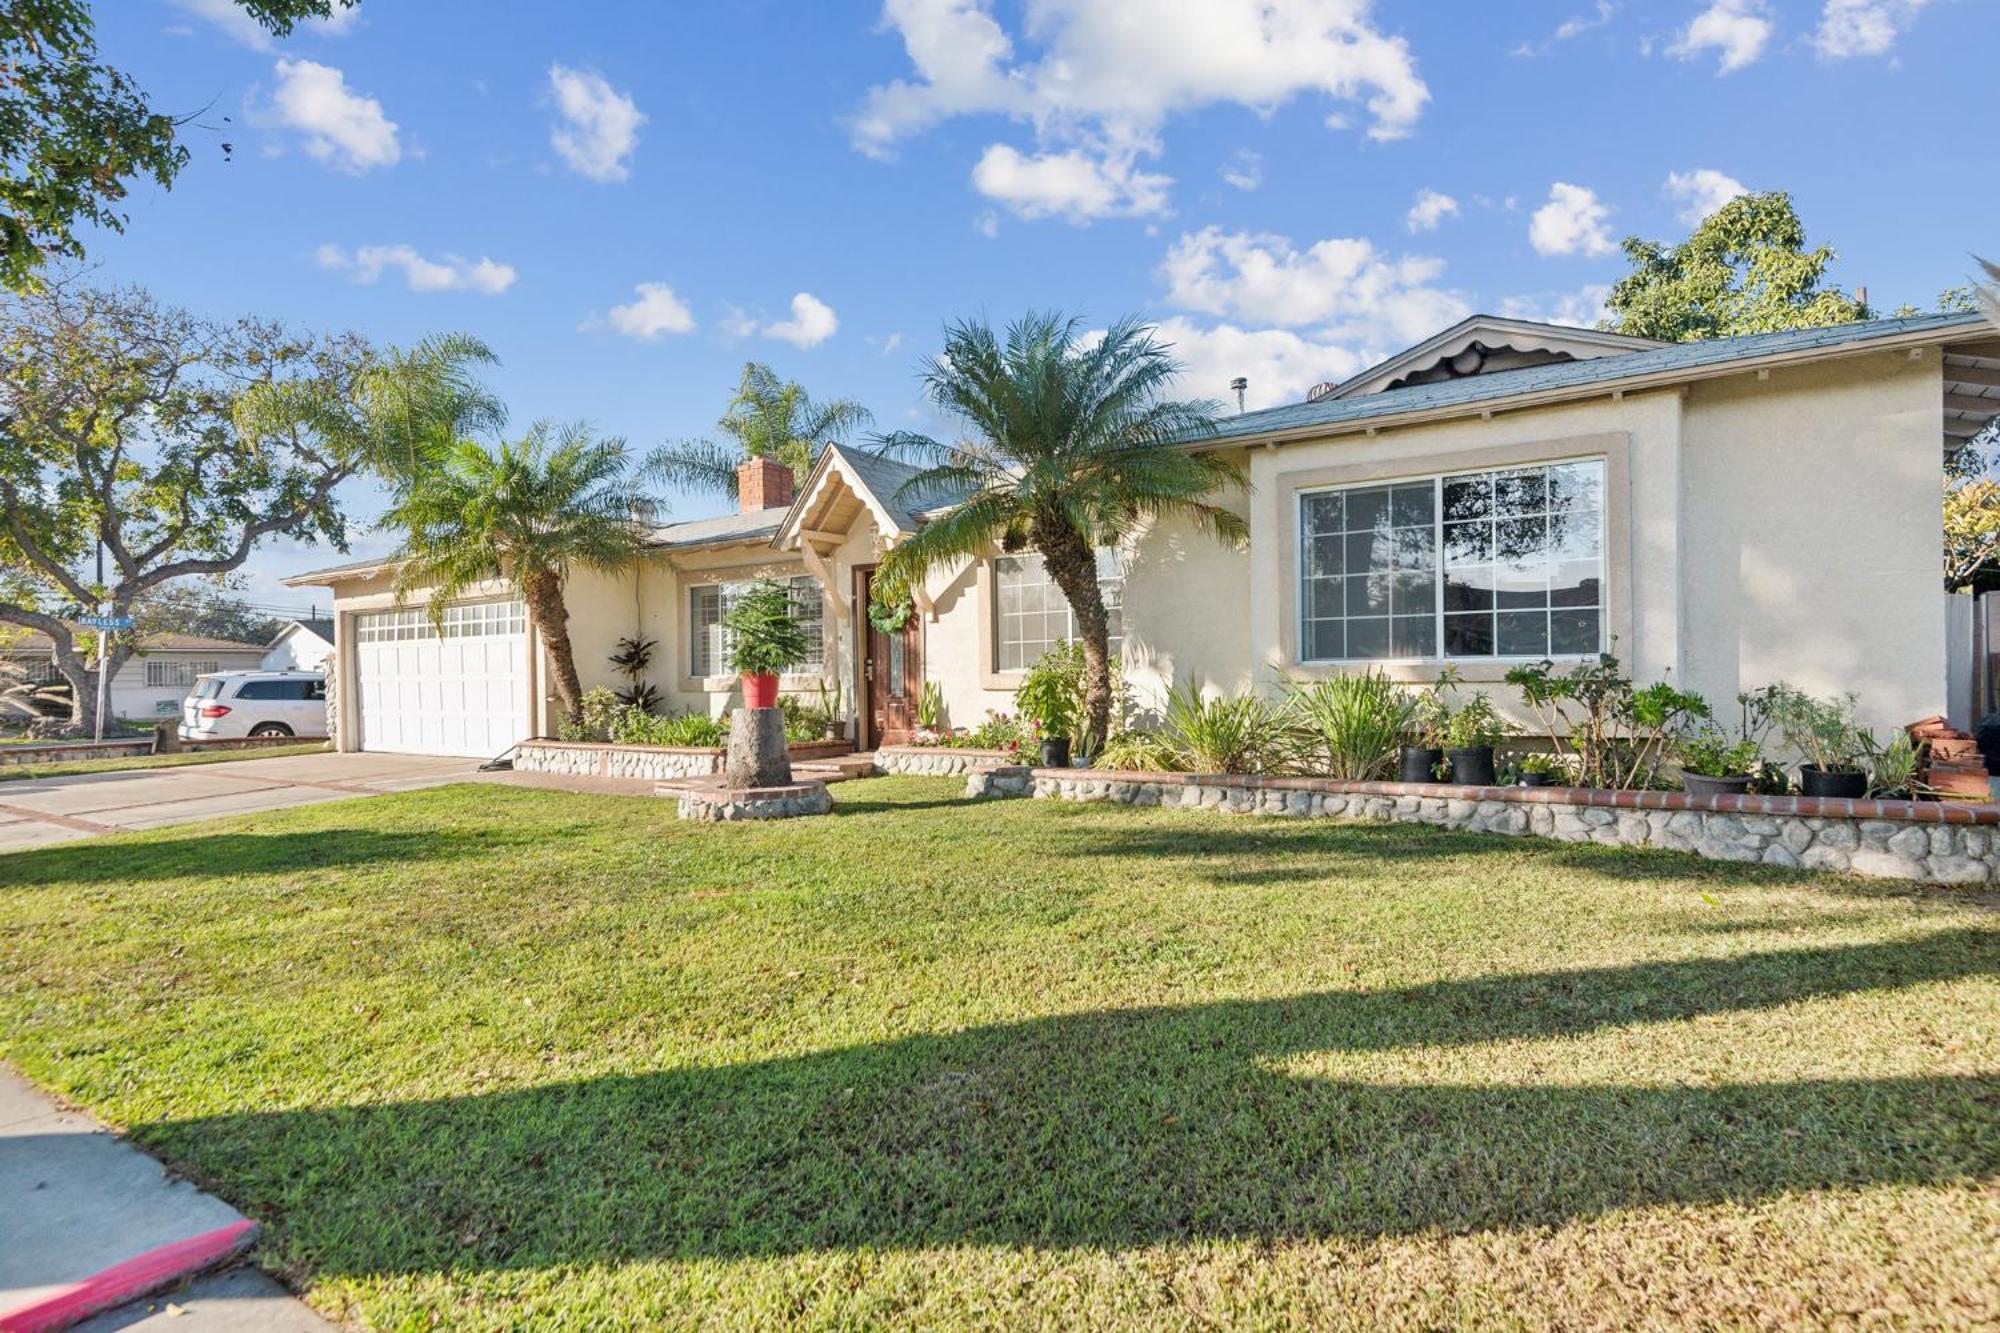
[{"xmin": 180, "ymin": 671, "xmax": 329, "ymax": 741}]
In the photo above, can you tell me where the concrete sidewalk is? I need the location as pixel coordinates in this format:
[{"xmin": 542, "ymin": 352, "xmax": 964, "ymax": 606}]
[
  {"xmin": 0, "ymin": 1069, "xmax": 330, "ymax": 1331},
  {"xmin": 0, "ymin": 752, "xmax": 488, "ymax": 851}
]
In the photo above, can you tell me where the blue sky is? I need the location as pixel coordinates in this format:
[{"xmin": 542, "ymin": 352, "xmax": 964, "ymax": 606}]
[{"xmin": 87, "ymin": 0, "xmax": 1997, "ymax": 603}]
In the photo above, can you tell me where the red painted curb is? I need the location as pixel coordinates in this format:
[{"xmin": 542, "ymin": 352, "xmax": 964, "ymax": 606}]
[{"xmin": 0, "ymin": 1219, "xmax": 258, "ymax": 1333}]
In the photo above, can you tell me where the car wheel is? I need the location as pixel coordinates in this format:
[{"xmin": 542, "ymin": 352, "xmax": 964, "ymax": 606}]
[{"xmin": 249, "ymin": 723, "xmax": 294, "ymax": 737}]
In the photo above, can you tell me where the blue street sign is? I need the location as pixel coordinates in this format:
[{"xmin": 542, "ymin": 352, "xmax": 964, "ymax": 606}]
[{"xmin": 77, "ymin": 613, "xmax": 135, "ymax": 630}]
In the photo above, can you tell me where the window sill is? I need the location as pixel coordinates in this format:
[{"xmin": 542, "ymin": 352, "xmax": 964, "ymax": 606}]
[{"xmin": 1284, "ymin": 655, "xmax": 1600, "ymax": 685}]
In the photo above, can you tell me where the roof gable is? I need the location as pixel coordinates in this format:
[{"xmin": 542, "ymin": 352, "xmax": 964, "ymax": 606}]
[{"xmin": 1318, "ymin": 316, "xmax": 1667, "ymax": 402}]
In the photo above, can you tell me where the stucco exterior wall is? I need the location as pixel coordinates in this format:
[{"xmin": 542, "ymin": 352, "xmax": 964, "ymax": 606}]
[{"xmin": 1678, "ymin": 351, "xmax": 1944, "ymax": 734}]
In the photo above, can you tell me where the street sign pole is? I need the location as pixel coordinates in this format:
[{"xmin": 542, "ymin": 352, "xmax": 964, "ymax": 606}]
[{"xmin": 93, "ymin": 543, "xmax": 106, "ymax": 743}]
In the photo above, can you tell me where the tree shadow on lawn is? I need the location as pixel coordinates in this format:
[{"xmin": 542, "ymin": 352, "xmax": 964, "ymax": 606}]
[
  {"xmin": 137, "ymin": 928, "xmax": 1998, "ymax": 1282},
  {"xmin": 0, "ymin": 828, "xmax": 515, "ymax": 889}
]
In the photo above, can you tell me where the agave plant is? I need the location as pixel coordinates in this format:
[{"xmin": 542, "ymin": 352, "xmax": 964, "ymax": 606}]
[{"xmin": 1159, "ymin": 682, "xmax": 1295, "ymax": 775}]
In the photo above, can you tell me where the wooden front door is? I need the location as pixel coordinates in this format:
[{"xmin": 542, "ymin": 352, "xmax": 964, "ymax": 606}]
[{"xmin": 856, "ymin": 565, "xmax": 921, "ymax": 749}]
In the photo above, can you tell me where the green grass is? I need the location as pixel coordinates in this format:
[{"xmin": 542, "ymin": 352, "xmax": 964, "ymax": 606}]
[
  {"xmin": 0, "ymin": 741, "xmax": 326, "ymax": 782},
  {"xmin": 0, "ymin": 776, "xmax": 1994, "ymax": 1329}
]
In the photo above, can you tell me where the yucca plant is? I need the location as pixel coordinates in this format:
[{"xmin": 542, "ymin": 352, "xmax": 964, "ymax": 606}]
[
  {"xmin": 1284, "ymin": 671, "xmax": 1416, "ymax": 781},
  {"xmin": 1159, "ymin": 682, "xmax": 1294, "ymax": 775}
]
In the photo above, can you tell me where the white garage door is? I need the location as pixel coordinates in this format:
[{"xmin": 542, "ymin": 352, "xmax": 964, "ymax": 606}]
[{"xmin": 352, "ymin": 599, "xmax": 530, "ymax": 757}]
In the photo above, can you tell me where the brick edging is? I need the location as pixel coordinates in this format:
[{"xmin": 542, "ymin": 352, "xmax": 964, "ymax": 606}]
[{"xmin": 1025, "ymin": 769, "xmax": 2000, "ymax": 826}]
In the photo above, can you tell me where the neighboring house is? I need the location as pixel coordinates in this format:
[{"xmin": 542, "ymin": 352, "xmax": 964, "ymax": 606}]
[
  {"xmin": 263, "ymin": 618, "xmax": 337, "ymax": 673},
  {"xmin": 0, "ymin": 630, "xmax": 266, "ymax": 721},
  {"xmin": 289, "ymin": 311, "xmax": 2000, "ymax": 759}
]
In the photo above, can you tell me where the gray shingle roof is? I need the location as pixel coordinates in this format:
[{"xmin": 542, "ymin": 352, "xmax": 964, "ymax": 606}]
[
  {"xmin": 1202, "ymin": 312, "xmax": 1991, "ymax": 444},
  {"xmin": 645, "ymin": 508, "xmax": 786, "ymax": 550}
]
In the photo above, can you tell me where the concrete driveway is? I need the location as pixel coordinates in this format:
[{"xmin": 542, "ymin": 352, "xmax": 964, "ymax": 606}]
[{"xmin": 0, "ymin": 752, "xmax": 488, "ymax": 851}]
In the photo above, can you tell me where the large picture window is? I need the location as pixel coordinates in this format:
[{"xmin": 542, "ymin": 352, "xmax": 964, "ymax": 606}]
[
  {"xmin": 1299, "ymin": 458, "xmax": 1604, "ymax": 663},
  {"xmin": 689, "ymin": 577, "xmax": 824, "ymax": 678},
  {"xmin": 994, "ymin": 550, "xmax": 1122, "ymax": 672}
]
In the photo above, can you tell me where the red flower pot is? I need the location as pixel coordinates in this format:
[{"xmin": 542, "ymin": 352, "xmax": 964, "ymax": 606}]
[{"xmin": 741, "ymin": 672, "xmax": 780, "ymax": 709}]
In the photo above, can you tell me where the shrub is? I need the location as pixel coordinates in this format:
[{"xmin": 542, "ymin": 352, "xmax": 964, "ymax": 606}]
[
  {"xmin": 1674, "ymin": 728, "xmax": 1761, "ymax": 779},
  {"xmin": 559, "ymin": 688, "xmax": 626, "ymax": 742},
  {"xmin": 1517, "ymin": 751, "xmax": 1567, "ymax": 778},
  {"xmin": 1284, "ymin": 671, "xmax": 1414, "ymax": 781},
  {"xmin": 1158, "ymin": 682, "xmax": 1295, "ymax": 774},
  {"xmin": 722, "ymin": 579, "xmax": 808, "ymax": 677},
  {"xmin": 911, "ymin": 711, "xmax": 1034, "ymax": 753},
  {"xmin": 916, "ymin": 679, "xmax": 945, "ymax": 731},
  {"xmin": 1442, "ymin": 692, "xmax": 1509, "ymax": 750},
  {"xmin": 1764, "ymin": 685, "xmax": 1867, "ymax": 775},
  {"xmin": 1094, "ymin": 729, "xmax": 1183, "ymax": 772},
  {"xmin": 1862, "ymin": 730, "xmax": 1920, "ymax": 798},
  {"xmin": 1015, "ymin": 644, "xmax": 1084, "ymax": 742},
  {"xmin": 1505, "ymin": 654, "xmax": 1710, "ymax": 789},
  {"xmin": 613, "ymin": 708, "xmax": 727, "ymax": 747}
]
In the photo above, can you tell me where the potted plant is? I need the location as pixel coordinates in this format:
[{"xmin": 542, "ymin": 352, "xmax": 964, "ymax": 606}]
[
  {"xmin": 1861, "ymin": 730, "xmax": 1920, "ymax": 801},
  {"xmin": 1515, "ymin": 752, "xmax": 1564, "ymax": 788},
  {"xmin": 1768, "ymin": 686, "xmax": 1868, "ymax": 798},
  {"xmin": 1401, "ymin": 675, "xmax": 1452, "ymax": 783},
  {"xmin": 1673, "ymin": 727, "xmax": 1761, "ymax": 799},
  {"xmin": 721, "ymin": 579, "xmax": 808, "ymax": 710},
  {"xmin": 1015, "ymin": 646, "xmax": 1082, "ymax": 767},
  {"xmin": 1443, "ymin": 692, "xmax": 1508, "ymax": 786}
]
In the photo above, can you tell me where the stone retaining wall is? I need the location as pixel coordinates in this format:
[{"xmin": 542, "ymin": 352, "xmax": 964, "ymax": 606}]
[
  {"xmin": 675, "ymin": 780, "xmax": 833, "ymax": 822},
  {"xmin": 517, "ymin": 738, "xmax": 852, "ymax": 782},
  {"xmin": 0, "ymin": 733, "xmax": 308, "ymax": 767},
  {"xmin": 874, "ymin": 745, "xmax": 1021, "ymax": 777},
  {"xmin": 966, "ymin": 765, "xmax": 1033, "ymax": 799},
  {"xmin": 1030, "ymin": 770, "xmax": 2000, "ymax": 886}
]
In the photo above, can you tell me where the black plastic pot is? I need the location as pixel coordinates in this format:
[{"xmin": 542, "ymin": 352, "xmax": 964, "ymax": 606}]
[
  {"xmin": 1447, "ymin": 746, "xmax": 1497, "ymax": 786},
  {"xmin": 1799, "ymin": 765, "xmax": 1867, "ymax": 799},
  {"xmin": 1681, "ymin": 772, "xmax": 1752, "ymax": 800},
  {"xmin": 1039, "ymin": 737, "xmax": 1072, "ymax": 769},
  {"xmin": 1516, "ymin": 772, "xmax": 1551, "ymax": 788},
  {"xmin": 1399, "ymin": 745, "xmax": 1442, "ymax": 784}
]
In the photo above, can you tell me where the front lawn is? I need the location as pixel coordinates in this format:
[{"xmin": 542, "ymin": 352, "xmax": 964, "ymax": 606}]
[{"xmin": 0, "ymin": 777, "xmax": 1993, "ymax": 1328}]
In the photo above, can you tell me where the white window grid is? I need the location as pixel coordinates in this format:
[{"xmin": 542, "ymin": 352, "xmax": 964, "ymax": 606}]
[
  {"xmin": 146, "ymin": 659, "xmax": 218, "ymax": 687},
  {"xmin": 994, "ymin": 550, "xmax": 1123, "ymax": 672},
  {"xmin": 689, "ymin": 577, "xmax": 825, "ymax": 678},
  {"xmin": 1297, "ymin": 458, "xmax": 1605, "ymax": 665},
  {"xmin": 355, "ymin": 600, "xmax": 526, "ymax": 644}
]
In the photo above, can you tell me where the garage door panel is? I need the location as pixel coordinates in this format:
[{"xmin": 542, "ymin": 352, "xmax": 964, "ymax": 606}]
[{"xmin": 352, "ymin": 600, "xmax": 529, "ymax": 756}]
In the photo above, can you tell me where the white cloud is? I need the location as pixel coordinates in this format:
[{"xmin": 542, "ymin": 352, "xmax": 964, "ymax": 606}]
[
  {"xmin": 175, "ymin": 0, "xmax": 357, "ymax": 50},
  {"xmin": 1668, "ymin": 0, "xmax": 1774, "ymax": 74},
  {"xmin": 1664, "ymin": 167, "xmax": 1747, "ymax": 224},
  {"xmin": 853, "ymin": 0, "xmax": 1429, "ymax": 220},
  {"xmin": 1497, "ymin": 285, "xmax": 1613, "ymax": 328},
  {"xmin": 1220, "ymin": 148, "xmax": 1263, "ymax": 192},
  {"xmin": 866, "ymin": 332, "xmax": 907, "ymax": 356},
  {"xmin": 971, "ymin": 144, "xmax": 1171, "ymax": 222},
  {"xmin": 1405, "ymin": 188, "xmax": 1458, "ymax": 233},
  {"xmin": 1528, "ymin": 182, "xmax": 1616, "ymax": 257},
  {"xmin": 267, "ymin": 59, "xmax": 400, "ymax": 172},
  {"xmin": 1811, "ymin": 0, "xmax": 1929, "ymax": 58},
  {"xmin": 1152, "ymin": 318, "xmax": 1371, "ymax": 411},
  {"xmin": 547, "ymin": 65, "xmax": 644, "ymax": 183},
  {"xmin": 315, "ymin": 244, "xmax": 515, "ymax": 294},
  {"xmin": 763, "ymin": 292, "xmax": 840, "ymax": 348},
  {"xmin": 1160, "ymin": 227, "xmax": 1468, "ymax": 345},
  {"xmin": 1555, "ymin": 1, "xmax": 1617, "ymax": 40},
  {"xmin": 586, "ymin": 283, "xmax": 696, "ymax": 339}
]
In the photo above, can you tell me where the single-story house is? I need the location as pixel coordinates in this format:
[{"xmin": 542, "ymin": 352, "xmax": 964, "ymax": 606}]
[
  {"xmin": 262, "ymin": 618, "xmax": 337, "ymax": 673},
  {"xmin": 288, "ymin": 311, "xmax": 2000, "ymax": 759},
  {"xmin": 0, "ymin": 630, "xmax": 266, "ymax": 720}
]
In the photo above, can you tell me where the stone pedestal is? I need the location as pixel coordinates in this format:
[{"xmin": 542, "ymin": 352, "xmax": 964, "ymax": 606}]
[{"xmin": 725, "ymin": 706, "xmax": 792, "ymax": 788}]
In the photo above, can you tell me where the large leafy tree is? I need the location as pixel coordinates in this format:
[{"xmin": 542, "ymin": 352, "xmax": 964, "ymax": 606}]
[
  {"xmin": 382, "ymin": 425, "xmax": 646, "ymax": 721},
  {"xmin": 1, "ymin": 1, "xmax": 355, "ymax": 291},
  {"xmin": 1603, "ymin": 192, "xmax": 1870, "ymax": 342},
  {"xmin": 0, "ymin": 279, "xmax": 493, "ymax": 732},
  {"xmin": 643, "ymin": 362, "xmax": 871, "ymax": 502},
  {"xmin": 134, "ymin": 577, "xmax": 286, "ymax": 646},
  {"xmin": 873, "ymin": 313, "xmax": 1248, "ymax": 754}
]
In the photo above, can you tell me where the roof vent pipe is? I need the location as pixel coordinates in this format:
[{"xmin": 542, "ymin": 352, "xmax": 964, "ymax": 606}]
[{"xmin": 1229, "ymin": 376, "xmax": 1247, "ymax": 414}]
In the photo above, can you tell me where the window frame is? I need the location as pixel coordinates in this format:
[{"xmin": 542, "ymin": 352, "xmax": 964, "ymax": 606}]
[
  {"xmin": 145, "ymin": 658, "xmax": 219, "ymax": 688},
  {"xmin": 990, "ymin": 549, "xmax": 1124, "ymax": 674},
  {"xmin": 1296, "ymin": 457, "xmax": 1607, "ymax": 668}
]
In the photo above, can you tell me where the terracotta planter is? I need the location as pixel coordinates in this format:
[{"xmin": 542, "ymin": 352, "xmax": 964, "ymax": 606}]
[{"xmin": 741, "ymin": 673, "xmax": 780, "ymax": 709}]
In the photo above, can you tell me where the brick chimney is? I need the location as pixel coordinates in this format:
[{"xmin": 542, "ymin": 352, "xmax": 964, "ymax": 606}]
[{"xmin": 737, "ymin": 456, "xmax": 795, "ymax": 513}]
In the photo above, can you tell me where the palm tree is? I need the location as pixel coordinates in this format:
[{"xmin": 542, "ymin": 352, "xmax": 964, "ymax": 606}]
[
  {"xmin": 642, "ymin": 361, "xmax": 872, "ymax": 501},
  {"xmin": 873, "ymin": 313, "xmax": 1248, "ymax": 755},
  {"xmin": 382, "ymin": 423, "xmax": 646, "ymax": 721}
]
